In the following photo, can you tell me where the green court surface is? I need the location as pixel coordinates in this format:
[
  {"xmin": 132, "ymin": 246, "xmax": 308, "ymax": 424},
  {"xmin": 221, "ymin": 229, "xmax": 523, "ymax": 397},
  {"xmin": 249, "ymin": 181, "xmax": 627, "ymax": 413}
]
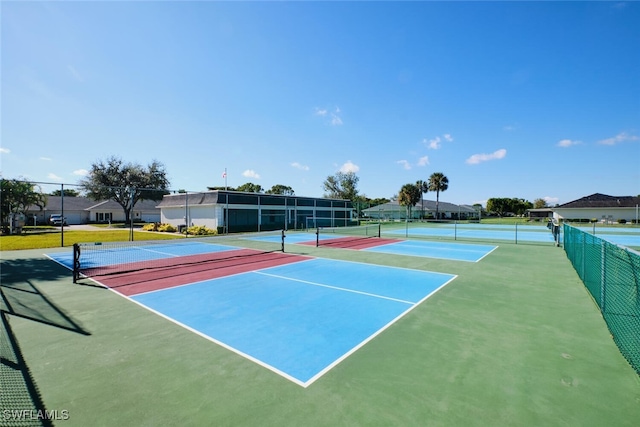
[{"xmin": 1, "ymin": 239, "xmax": 639, "ymax": 426}]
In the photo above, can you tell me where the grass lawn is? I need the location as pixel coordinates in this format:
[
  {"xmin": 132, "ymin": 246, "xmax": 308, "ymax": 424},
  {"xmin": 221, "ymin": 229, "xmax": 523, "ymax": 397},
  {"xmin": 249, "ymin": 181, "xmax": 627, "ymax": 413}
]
[{"xmin": 0, "ymin": 230, "xmax": 182, "ymax": 251}]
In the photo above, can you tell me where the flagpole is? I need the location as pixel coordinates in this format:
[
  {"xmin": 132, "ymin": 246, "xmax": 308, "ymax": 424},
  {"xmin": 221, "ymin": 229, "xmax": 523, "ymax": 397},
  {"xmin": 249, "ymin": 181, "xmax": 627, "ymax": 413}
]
[{"xmin": 224, "ymin": 167, "xmax": 227, "ymax": 191}]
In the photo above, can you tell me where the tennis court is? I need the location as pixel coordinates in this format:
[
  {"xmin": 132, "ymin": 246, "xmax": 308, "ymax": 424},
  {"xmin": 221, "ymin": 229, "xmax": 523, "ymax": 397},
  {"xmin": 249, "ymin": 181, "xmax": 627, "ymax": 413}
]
[
  {"xmin": 2, "ymin": 227, "xmax": 640, "ymax": 426},
  {"xmin": 383, "ymin": 223, "xmax": 558, "ymax": 243},
  {"xmin": 252, "ymin": 228, "xmax": 498, "ymax": 262},
  {"xmin": 46, "ymin": 235, "xmax": 457, "ymax": 387}
]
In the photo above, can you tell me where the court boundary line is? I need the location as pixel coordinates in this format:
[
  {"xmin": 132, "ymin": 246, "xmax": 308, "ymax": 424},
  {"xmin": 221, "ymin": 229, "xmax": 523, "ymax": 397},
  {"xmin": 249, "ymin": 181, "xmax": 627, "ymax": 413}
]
[
  {"xmin": 119, "ymin": 252, "xmax": 313, "ymax": 297},
  {"xmin": 303, "ymin": 274, "xmax": 458, "ymax": 386},
  {"xmin": 46, "ymin": 253, "xmax": 458, "ymax": 388},
  {"xmin": 362, "ymin": 240, "xmax": 499, "ymax": 263},
  {"xmin": 120, "ymin": 293, "xmax": 308, "ymax": 387},
  {"xmin": 252, "ymin": 271, "xmax": 416, "ymax": 305}
]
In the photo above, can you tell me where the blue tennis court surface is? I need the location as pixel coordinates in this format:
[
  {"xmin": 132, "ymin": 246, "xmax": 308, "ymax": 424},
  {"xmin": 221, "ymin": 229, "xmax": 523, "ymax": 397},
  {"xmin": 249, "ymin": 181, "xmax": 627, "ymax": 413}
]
[
  {"xmin": 47, "ymin": 241, "xmax": 241, "ymax": 270},
  {"xmin": 384, "ymin": 225, "xmax": 557, "ymax": 243},
  {"xmin": 363, "ymin": 240, "xmax": 497, "ymax": 262},
  {"xmin": 130, "ymin": 258, "xmax": 456, "ymax": 387}
]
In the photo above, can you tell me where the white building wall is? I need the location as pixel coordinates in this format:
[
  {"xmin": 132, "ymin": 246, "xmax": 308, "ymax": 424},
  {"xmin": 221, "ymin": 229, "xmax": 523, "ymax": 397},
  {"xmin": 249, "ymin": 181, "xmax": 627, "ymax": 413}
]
[
  {"xmin": 554, "ymin": 207, "xmax": 639, "ymax": 222},
  {"xmin": 187, "ymin": 205, "xmax": 219, "ymax": 229},
  {"xmin": 161, "ymin": 207, "xmax": 186, "ymax": 226}
]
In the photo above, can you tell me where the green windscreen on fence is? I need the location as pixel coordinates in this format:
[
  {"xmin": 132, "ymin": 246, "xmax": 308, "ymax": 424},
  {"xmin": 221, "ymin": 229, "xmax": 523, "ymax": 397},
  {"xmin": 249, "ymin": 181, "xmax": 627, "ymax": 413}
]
[{"xmin": 563, "ymin": 224, "xmax": 640, "ymax": 374}]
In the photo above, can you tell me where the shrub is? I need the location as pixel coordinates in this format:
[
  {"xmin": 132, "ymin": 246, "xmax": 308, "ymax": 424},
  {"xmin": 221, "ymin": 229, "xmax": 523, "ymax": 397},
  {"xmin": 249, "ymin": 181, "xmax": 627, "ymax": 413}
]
[
  {"xmin": 185, "ymin": 225, "xmax": 217, "ymax": 236},
  {"xmin": 158, "ymin": 223, "xmax": 177, "ymax": 233},
  {"xmin": 617, "ymin": 219, "xmax": 627, "ymax": 224},
  {"xmin": 142, "ymin": 223, "xmax": 157, "ymax": 231}
]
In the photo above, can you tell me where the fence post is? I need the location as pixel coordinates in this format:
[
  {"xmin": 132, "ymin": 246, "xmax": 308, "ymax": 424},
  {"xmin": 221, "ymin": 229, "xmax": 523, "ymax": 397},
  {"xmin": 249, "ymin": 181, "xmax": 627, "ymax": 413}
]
[{"xmin": 600, "ymin": 242, "xmax": 606, "ymax": 313}]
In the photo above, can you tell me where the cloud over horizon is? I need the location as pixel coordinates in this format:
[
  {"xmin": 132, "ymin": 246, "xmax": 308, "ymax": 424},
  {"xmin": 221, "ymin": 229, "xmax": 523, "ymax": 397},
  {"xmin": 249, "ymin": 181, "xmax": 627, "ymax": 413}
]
[
  {"xmin": 557, "ymin": 139, "xmax": 582, "ymax": 148},
  {"xmin": 242, "ymin": 169, "xmax": 261, "ymax": 179},
  {"xmin": 466, "ymin": 148, "xmax": 507, "ymax": 164},
  {"xmin": 339, "ymin": 160, "xmax": 359, "ymax": 173},
  {"xmin": 598, "ymin": 132, "xmax": 639, "ymax": 146},
  {"xmin": 291, "ymin": 162, "xmax": 310, "ymax": 171}
]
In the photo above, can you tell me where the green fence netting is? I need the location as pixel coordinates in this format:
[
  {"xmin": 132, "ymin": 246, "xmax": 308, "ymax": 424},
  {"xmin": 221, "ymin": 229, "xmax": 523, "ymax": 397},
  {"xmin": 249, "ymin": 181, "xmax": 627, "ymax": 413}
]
[{"xmin": 563, "ymin": 224, "xmax": 640, "ymax": 374}]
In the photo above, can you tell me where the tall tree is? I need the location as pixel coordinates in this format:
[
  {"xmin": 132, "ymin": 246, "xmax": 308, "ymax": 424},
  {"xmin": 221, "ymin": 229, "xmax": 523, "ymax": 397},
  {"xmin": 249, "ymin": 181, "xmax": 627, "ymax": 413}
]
[
  {"xmin": 322, "ymin": 171, "xmax": 359, "ymax": 201},
  {"xmin": 80, "ymin": 156, "xmax": 170, "ymax": 224},
  {"xmin": 398, "ymin": 183, "xmax": 421, "ymax": 220},
  {"xmin": 428, "ymin": 172, "xmax": 449, "ymax": 220},
  {"xmin": 486, "ymin": 198, "xmax": 508, "ymax": 217},
  {"xmin": 533, "ymin": 198, "xmax": 548, "ymax": 209},
  {"xmin": 1, "ymin": 178, "xmax": 47, "ymax": 229},
  {"xmin": 416, "ymin": 179, "xmax": 429, "ymax": 219},
  {"xmin": 266, "ymin": 184, "xmax": 294, "ymax": 195},
  {"xmin": 50, "ymin": 189, "xmax": 81, "ymax": 197},
  {"xmin": 236, "ymin": 183, "xmax": 263, "ymax": 193}
]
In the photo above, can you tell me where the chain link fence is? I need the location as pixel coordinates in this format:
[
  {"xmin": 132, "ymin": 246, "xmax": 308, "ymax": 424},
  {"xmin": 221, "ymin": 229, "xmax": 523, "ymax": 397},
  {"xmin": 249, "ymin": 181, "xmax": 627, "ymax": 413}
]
[{"xmin": 563, "ymin": 224, "xmax": 640, "ymax": 374}]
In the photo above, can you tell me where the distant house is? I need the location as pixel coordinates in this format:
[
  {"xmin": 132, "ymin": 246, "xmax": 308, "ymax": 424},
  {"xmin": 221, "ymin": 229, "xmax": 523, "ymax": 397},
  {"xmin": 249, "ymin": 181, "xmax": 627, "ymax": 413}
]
[
  {"xmin": 362, "ymin": 200, "xmax": 478, "ymax": 220},
  {"xmin": 26, "ymin": 196, "xmax": 161, "ymax": 225},
  {"xmin": 29, "ymin": 196, "xmax": 95, "ymax": 225},
  {"xmin": 527, "ymin": 208, "xmax": 554, "ymax": 219},
  {"xmin": 552, "ymin": 193, "xmax": 640, "ymax": 223}
]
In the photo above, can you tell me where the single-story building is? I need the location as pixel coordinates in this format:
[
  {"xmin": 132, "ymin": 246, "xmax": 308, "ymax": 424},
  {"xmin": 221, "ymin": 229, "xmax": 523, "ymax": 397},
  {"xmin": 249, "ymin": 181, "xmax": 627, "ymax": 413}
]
[
  {"xmin": 157, "ymin": 190, "xmax": 356, "ymax": 233},
  {"xmin": 527, "ymin": 208, "xmax": 554, "ymax": 219},
  {"xmin": 552, "ymin": 193, "xmax": 640, "ymax": 224},
  {"xmin": 362, "ymin": 200, "xmax": 478, "ymax": 221},
  {"xmin": 28, "ymin": 196, "xmax": 95, "ymax": 225},
  {"xmin": 87, "ymin": 199, "xmax": 161, "ymax": 224},
  {"xmin": 26, "ymin": 196, "xmax": 161, "ymax": 225}
]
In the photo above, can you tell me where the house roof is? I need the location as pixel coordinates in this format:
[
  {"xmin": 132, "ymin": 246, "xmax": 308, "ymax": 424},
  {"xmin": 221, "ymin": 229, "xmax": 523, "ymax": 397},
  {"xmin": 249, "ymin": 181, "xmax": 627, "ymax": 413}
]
[
  {"xmin": 28, "ymin": 196, "xmax": 161, "ymax": 212},
  {"xmin": 87, "ymin": 199, "xmax": 161, "ymax": 211},
  {"xmin": 556, "ymin": 193, "xmax": 640, "ymax": 209},
  {"xmin": 157, "ymin": 192, "xmax": 220, "ymax": 208},
  {"xmin": 30, "ymin": 196, "xmax": 96, "ymax": 211}
]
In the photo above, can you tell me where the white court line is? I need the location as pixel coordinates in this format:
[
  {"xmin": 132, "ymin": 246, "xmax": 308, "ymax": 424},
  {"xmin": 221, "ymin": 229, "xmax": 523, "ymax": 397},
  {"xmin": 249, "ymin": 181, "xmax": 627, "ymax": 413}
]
[
  {"xmin": 303, "ymin": 274, "xmax": 458, "ymax": 387},
  {"xmin": 252, "ymin": 271, "xmax": 416, "ymax": 305}
]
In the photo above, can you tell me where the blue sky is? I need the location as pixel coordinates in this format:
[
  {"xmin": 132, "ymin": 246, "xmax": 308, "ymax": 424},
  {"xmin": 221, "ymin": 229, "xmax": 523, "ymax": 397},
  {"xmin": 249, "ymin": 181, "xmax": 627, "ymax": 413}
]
[{"xmin": 2, "ymin": 1, "xmax": 639, "ymax": 206}]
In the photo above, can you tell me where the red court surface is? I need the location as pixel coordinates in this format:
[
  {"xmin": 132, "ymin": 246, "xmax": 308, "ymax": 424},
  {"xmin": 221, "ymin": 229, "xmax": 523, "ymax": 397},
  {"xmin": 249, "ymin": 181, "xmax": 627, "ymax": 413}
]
[
  {"xmin": 86, "ymin": 250, "xmax": 310, "ymax": 296},
  {"xmin": 300, "ymin": 237, "xmax": 403, "ymax": 250}
]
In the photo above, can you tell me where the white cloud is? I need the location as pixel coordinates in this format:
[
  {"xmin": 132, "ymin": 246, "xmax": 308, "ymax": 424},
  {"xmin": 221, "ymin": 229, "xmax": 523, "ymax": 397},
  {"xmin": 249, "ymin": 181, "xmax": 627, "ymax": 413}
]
[
  {"xmin": 597, "ymin": 132, "xmax": 639, "ymax": 146},
  {"xmin": 466, "ymin": 148, "xmax": 507, "ymax": 165},
  {"xmin": 503, "ymin": 125, "xmax": 517, "ymax": 132},
  {"xmin": 315, "ymin": 106, "xmax": 343, "ymax": 126},
  {"xmin": 242, "ymin": 169, "xmax": 261, "ymax": 179},
  {"xmin": 396, "ymin": 160, "xmax": 411, "ymax": 170},
  {"xmin": 47, "ymin": 173, "xmax": 63, "ymax": 181},
  {"xmin": 557, "ymin": 139, "xmax": 581, "ymax": 148},
  {"xmin": 40, "ymin": 156, "xmax": 52, "ymax": 161},
  {"xmin": 0, "ymin": 147, "xmax": 10, "ymax": 154},
  {"xmin": 423, "ymin": 134, "xmax": 453, "ymax": 149},
  {"xmin": 425, "ymin": 136, "xmax": 441, "ymax": 150},
  {"xmin": 339, "ymin": 161, "xmax": 360, "ymax": 173},
  {"xmin": 417, "ymin": 156, "xmax": 429, "ymax": 166},
  {"xmin": 544, "ymin": 196, "xmax": 559, "ymax": 205},
  {"xmin": 73, "ymin": 169, "xmax": 89, "ymax": 176},
  {"xmin": 291, "ymin": 162, "xmax": 310, "ymax": 171}
]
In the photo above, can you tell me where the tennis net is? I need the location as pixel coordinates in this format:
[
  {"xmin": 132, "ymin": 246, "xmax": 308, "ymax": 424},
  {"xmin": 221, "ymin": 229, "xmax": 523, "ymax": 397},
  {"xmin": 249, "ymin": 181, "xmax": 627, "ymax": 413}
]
[
  {"xmin": 315, "ymin": 224, "xmax": 381, "ymax": 248},
  {"xmin": 72, "ymin": 230, "xmax": 285, "ymax": 283}
]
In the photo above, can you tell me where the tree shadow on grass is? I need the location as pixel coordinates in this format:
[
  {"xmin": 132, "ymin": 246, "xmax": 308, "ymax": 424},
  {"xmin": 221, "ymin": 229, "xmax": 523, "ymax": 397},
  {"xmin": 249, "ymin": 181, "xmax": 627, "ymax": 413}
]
[{"xmin": 0, "ymin": 256, "xmax": 90, "ymax": 425}]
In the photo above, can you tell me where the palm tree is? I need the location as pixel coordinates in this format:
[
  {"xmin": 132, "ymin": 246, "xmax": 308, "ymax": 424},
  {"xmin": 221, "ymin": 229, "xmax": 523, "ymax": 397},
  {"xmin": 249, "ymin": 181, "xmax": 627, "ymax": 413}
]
[
  {"xmin": 398, "ymin": 183, "xmax": 421, "ymax": 220},
  {"xmin": 428, "ymin": 172, "xmax": 449, "ymax": 220},
  {"xmin": 416, "ymin": 180, "xmax": 429, "ymax": 220}
]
